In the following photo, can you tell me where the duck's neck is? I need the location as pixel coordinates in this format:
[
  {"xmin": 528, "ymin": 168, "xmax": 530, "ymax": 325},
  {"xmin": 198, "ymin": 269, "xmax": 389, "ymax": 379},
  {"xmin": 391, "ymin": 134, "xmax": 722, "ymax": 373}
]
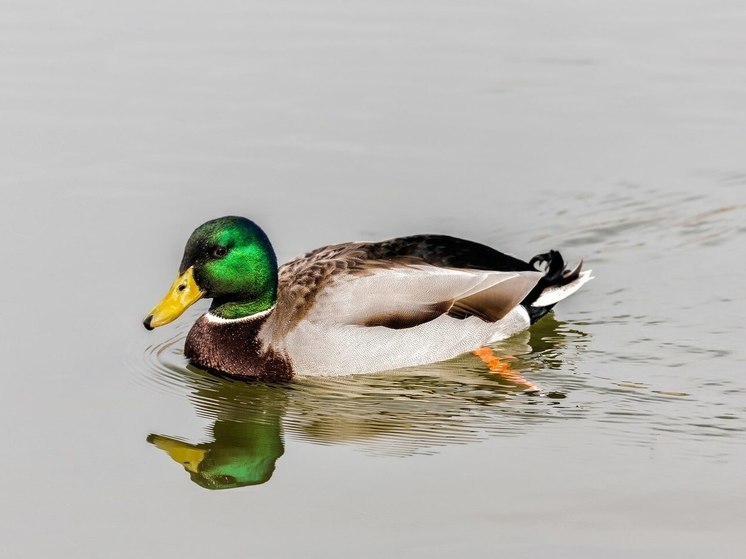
[{"xmin": 209, "ymin": 290, "xmax": 276, "ymax": 319}]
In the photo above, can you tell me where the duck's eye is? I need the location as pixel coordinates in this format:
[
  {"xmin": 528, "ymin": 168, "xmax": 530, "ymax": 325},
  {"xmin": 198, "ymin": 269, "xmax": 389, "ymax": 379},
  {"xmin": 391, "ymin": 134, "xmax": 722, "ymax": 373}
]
[{"xmin": 212, "ymin": 246, "xmax": 228, "ymax": 258}]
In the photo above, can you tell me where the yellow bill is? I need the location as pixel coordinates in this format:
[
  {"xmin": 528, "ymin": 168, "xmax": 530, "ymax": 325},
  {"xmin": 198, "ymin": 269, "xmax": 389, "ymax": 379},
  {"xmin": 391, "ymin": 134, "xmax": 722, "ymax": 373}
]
[
  {"xmin": 148, "ymin": 434, "xmax": 207, "ymax": 474},
  {"xmin": 143, "ymin": 266, "xmax": 204, "ymax": 330}
]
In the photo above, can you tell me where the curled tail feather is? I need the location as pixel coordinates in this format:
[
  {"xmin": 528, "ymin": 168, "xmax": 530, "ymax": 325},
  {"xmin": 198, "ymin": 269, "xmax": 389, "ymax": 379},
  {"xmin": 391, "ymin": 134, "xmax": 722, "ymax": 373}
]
[{"xmin": 522, "ymin": 250, "xmax": 593, "ymax": 323}]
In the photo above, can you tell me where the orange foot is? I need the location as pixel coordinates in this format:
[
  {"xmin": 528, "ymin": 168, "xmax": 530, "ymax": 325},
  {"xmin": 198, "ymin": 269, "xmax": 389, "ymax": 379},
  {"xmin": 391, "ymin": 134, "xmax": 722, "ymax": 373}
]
[{"xmin": 472, "ymin": 347, "xmax": 540, "ymax": 393}]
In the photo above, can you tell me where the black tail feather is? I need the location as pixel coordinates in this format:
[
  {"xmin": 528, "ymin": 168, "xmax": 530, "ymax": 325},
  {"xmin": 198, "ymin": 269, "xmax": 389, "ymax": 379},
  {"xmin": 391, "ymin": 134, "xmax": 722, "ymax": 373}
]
[{"xmin": 522, "ymin": 250, "xmax": 583, "ymax": 323}]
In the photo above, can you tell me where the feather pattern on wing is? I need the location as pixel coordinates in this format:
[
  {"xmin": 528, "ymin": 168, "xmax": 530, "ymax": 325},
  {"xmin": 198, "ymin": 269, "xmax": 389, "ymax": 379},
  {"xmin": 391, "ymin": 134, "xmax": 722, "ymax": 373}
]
[
  {"xmin": 262, "ymin": 239, "xmax": 542, "ymax": 340},
  {"xmin": 258, "ymin": 237, "xmax": 544, "ymax": 375}
]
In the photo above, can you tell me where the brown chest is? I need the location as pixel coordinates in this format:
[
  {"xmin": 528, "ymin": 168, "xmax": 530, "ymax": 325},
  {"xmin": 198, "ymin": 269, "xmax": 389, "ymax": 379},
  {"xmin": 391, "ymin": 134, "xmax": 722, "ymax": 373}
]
[{"xmin": 184, "ymin": 315, "xmax": 292, "ymax": 381}]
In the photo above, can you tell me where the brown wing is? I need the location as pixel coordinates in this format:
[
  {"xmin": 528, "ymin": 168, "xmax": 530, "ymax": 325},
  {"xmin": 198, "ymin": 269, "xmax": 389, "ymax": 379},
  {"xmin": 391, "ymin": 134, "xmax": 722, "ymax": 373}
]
[
  {"xmin": 269, "ymin": 243, "xmax": 370, "ymax": 335},
  {"xmin": 265, "ymin": 238, "xmax": 541, "ymax": 338}
]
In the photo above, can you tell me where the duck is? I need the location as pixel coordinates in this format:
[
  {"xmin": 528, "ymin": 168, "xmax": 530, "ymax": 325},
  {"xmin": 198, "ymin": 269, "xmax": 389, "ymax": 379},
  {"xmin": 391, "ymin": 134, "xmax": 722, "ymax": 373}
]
[{"xmin": 143, "ymin": 216, "xmax": 593, "ymax": 380}]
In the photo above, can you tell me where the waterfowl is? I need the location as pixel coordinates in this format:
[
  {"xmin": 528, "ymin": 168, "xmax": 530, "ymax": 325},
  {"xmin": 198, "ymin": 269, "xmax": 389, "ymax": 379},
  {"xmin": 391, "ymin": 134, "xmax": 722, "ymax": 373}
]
[{"xmin": 143, "ymin": 216, "xmax": 592, "ymax": 380}]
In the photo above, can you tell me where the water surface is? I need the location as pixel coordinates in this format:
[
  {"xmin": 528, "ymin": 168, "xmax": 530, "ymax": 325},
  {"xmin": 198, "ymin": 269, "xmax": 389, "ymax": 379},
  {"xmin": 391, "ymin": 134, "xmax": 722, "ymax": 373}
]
[{"xmin": 1, "ymin": 1, "xmax": 745, "ymax": 557}]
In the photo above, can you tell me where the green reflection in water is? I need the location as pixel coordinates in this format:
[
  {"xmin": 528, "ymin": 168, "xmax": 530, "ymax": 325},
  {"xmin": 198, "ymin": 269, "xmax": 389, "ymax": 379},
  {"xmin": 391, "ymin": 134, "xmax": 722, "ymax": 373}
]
[
  {"xmin": 146, "ymin": 315, "xmax": 590, "ymax": 490},
  {"xmin": 148, "ymin": 380, "xmax": 286, "ymax": 490}
]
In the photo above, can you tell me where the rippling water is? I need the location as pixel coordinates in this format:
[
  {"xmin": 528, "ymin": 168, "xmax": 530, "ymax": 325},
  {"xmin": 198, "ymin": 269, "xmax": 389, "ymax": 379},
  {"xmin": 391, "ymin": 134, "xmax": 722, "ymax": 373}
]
[
  {"xmin": 2, "ymin": 1, "xmax": 746, "ymax": 557},
  {"xmin": 137, "ymin": 313, "xmax": 592, "ymax": 465}
]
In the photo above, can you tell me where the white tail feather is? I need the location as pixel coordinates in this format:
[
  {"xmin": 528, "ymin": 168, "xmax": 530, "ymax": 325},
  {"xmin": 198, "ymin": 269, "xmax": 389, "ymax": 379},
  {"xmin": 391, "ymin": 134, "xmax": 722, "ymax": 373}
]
[{"xmin": 531, "ymin": 269, "xmax": 594, "ymax": 307}]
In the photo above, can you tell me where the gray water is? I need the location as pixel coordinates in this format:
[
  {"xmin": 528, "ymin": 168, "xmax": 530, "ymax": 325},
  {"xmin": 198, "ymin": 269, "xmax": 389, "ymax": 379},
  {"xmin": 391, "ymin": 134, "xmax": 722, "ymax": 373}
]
[{"xmin": 2, "ymin": 1, "xmax": 745, "ymax": 557}]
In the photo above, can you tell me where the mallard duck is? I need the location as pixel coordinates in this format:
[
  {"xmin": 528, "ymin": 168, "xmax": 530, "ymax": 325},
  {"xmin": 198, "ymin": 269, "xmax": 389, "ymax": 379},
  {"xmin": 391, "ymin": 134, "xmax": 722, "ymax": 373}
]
[{"xmin": 143, "ymin": 216, "xmax": 592, "ymax": 380}]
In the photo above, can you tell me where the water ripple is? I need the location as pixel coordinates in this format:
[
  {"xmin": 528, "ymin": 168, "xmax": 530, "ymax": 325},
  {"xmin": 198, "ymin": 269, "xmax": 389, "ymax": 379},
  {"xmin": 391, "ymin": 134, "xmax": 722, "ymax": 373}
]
[
  {"xmin": 136, "ymin": 315, "xmax": 595, "ymax": 458},
  {"xmin": 514, "ymin": 183, "xmax": 746, "ymax": 256}
]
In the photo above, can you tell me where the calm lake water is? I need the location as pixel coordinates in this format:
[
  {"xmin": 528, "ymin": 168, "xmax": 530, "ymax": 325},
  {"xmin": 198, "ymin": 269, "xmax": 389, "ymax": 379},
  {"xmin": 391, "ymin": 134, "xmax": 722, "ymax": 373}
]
[{"xmin": 2, "ymin": 1, "xmax": 745, "ymax": 557}]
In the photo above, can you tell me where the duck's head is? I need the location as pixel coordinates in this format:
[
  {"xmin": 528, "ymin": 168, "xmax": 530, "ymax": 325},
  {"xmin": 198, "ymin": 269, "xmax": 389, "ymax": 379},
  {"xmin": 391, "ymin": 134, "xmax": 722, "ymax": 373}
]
[{"xmin": 143, "ymin": 216, "xmax": 278, "ymax": 329}]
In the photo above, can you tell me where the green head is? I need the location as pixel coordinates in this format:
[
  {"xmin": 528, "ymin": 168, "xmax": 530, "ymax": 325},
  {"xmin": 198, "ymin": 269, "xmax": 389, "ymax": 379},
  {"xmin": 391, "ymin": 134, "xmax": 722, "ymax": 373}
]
[{"xmin": 143, "ymin": 216, "xmax": 278, "ymax": 328}]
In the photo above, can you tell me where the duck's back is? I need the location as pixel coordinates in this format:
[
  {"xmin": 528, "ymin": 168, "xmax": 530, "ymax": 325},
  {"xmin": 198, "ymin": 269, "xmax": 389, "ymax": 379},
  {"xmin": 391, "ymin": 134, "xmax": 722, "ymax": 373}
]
[{"xmin": 258, "ymin": 235, "xmax": 589, "ymax": 377}]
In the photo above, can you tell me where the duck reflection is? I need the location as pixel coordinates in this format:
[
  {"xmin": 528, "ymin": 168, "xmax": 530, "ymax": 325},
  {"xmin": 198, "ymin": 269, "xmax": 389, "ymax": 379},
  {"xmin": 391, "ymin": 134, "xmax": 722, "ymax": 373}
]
[
  {"xmin": 147, "ymin": 380, "xmax": 286, "ymax": 490},
  {"xmin": 147, "ymin": 315, "xmax": 589, "ymax": 490}
]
